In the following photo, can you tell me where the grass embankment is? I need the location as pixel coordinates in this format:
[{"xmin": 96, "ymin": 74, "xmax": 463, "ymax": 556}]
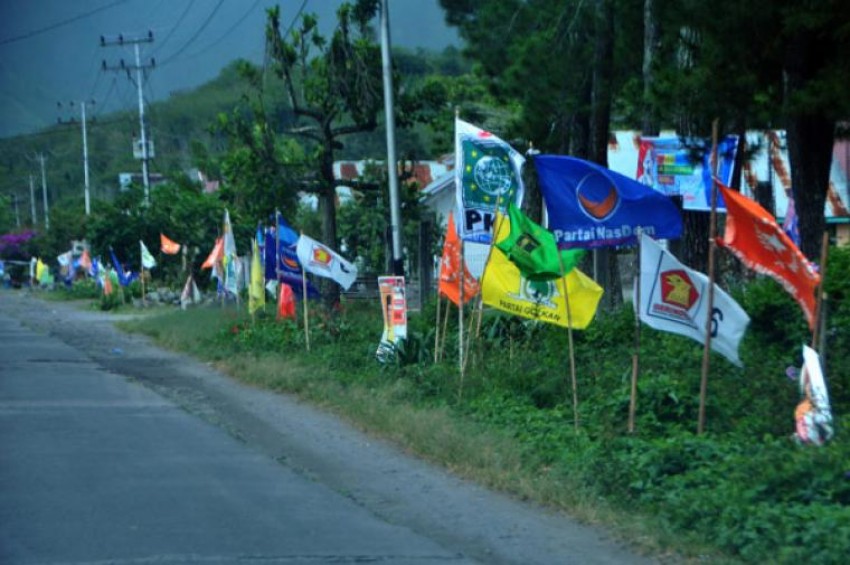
[{"xmin": 112, "ymin": 251, "xmax": 850, "ymax": 564}]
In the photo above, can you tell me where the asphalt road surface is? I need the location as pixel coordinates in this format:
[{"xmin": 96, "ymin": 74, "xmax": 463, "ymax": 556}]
[{"xmin": 0, "ymin": 290, "xmax": 656, "ymax": 565}]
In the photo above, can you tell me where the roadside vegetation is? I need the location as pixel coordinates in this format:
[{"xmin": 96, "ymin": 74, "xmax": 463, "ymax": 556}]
[{"xmin": 101, "ymin": 244, "xmax": 850, "ymax": 564}]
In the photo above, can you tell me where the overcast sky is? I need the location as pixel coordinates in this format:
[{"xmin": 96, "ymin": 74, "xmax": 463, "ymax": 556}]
[{"xmin": 0, "ymin": 0, "xmax": 459, "ymax": 138}]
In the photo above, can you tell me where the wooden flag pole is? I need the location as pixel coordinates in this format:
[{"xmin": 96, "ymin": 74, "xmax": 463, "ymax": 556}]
[
  {"xmin": 811, "ymin": 231, "xmax": 830, "ymax": 351},
  {"xmin": 434, "ymin": 294, "xmax": 442, "ymax": 363},
  {"xmin": 698, "ymin": 119, "xmax": 721, "ymax": 435},
  {"xmin": 301, "ymin": 261, "xmax": 311, "ymax": 352},
  {"xmin": 557, "ymin": 254, "xmax": 579, "ymax": 431},
  {"xmin": 458, "ymin": 237, "xmax": 466, "ymax": 399},
  {"xmin": 140, "ymin": 251, "xmax": 146, "ymax": 308},
  {"xmin": 275, "ymin": 210, "xmax": 281, "ymax": 284},
  {"xmin": 628, "ymin": 229, "xmax": 643, "ymax": 434},
  {"xmin": 439, "ymin": 295, "xmax": 451, "ymax": 361}
]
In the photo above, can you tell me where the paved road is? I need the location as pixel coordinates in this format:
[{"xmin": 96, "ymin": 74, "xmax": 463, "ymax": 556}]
[{"xmin": 0, "ymin": 291, "xmax": 655, "ymax": 565}]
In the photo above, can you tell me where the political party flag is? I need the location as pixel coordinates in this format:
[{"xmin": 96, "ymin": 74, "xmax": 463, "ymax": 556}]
[
  {"xmin": 438, "ymin": 211, "xmax": 479, "ymax": 305},
  {"xmin": 109, "ymin": 248, "xmax": 137, "ymax": 286},
  {"xmin": 455, "ymin": 117, "xmax": 525, "ymax": 242},
  {"xmin": 277, "ymin": 215, "xmax": 300, "ymax": 245},
  {"xmin": 277, "ymin": 283, "xmax": 297, "ymax": 320},
  {"xmin": 249, "ymin": 238, "xmax": 265, "ymax": 314},
  {"xmin": 263, "ymin": 226, "xmax": 320, "ymax": 300},
  {"xmin": 160, "ymin": 233, "xmax": 181, "ymax": 255},
  {"xmin": 296, "ymin": 234, "xmax": 358, "ymax": 290},
  {"xmin": 793, "ymin": 344, "xmax": 834, "ymax": 445},
  {"xmin": 57, "ymin": 251, "xmax": 72, "ymax": 267},
  {"xmin": 495, "ymin": 203, "xmax": 584, "ymax": 281},
  {"xmin": 481, "ymin": 217, "xmax": 603, "ymax": 329},
  {"xmin": 36, "ymin": 258, "xmax": 48, "ymax": 284},
  {"xmin": 222, "ymin": 209, "xmax": 241, "ymax": 295},
  {"xmin": 102, "ymin": 271, "xmax": 114, "ymax": 296},
  {"xmin": 201, "ymin": 237, "xmax": 224, "ymax": 270},
  {"xmin": 535, "ymin": 154, "xmax": 683, "ymax": 248},
  {"xmin": 180, "ymin": 274, "xmax": 201, "ymax": 310},
  {"xmin": 79, "ymin": 249, "xmax": 92, "ymax": 273},
  {"xmin": 140, "ymin": 240, "xmax": 157, "ymax": 269},
  {"xmin": 717, "ymin": 183, "xmax": 821, "ymax": 329},
  {"xmin": 637, "ymin": 232, "xmax": 750, "ymax": 366}
]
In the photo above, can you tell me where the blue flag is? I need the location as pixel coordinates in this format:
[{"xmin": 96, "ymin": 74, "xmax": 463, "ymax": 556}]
[
  {"xmin": 109, "ymin": 248, "xmax": 138, "ymax": 287},
  {"xmin": 535, "ymin": 155, "xmax": 683, "ymax": 248},
  {"xmin": 263, "ymin": 227, "xmax": 320, "ymax": 300},
  {"xmin": 277, "ymin": 215, "xmax": 299, "ymax": 246}
]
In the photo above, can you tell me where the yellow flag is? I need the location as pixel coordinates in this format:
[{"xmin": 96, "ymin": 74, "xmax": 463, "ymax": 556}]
[
  {"xmin": 481, "ymin": 215, "xmax": 603, "ymax": 329},
  {"xmin": 248, "ymin": 238, "xmax": 265, "ymax": 315}
]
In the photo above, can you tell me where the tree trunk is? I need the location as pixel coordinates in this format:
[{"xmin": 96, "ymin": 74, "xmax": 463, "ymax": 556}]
[
  {"xmin": 319, "ymin": 143, "xmax": 341, "ymax": 306},
  {"xmin": 590, "ymin": 0, "xmax": 621, "ymax": 310},
  {"xmin": 641, "ymin": 0, "xmax": 659, "ymax": 136},
  {"xmin": 784, "ymin": 28, "xmax": 835, "ymax": 261}
]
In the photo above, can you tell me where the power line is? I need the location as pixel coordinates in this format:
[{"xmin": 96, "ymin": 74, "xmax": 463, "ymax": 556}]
[
  {"xmin": 157, "ymin": 0, "xmax": 226, "ymax": 67},
  {"xmin": 182, "ymin": 0, "xmax": 264, "ymax": 61},
  {"xmin": 0, "ymin": 0, "xmax": 129, "ymax": 46},
  {"xmin": 150, "ymin": 0, "xmax": 198, "ymax": 57}
]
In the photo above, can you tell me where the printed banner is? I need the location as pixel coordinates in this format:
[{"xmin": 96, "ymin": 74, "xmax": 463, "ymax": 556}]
[{"xmin": 636, "ymin": 135, "xmax": 738, "ymax": 211}]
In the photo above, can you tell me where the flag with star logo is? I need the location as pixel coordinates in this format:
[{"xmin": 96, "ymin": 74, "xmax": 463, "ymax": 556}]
[
  {"xmin": 295, "ymin": 234, "xmax": 357, "ymax": 290},
  {"xmin": 638, "ymin": 232, "xmax": 749, "ymax": 366},
  {"xmin": 718, "ymin": 183, "xmax": 821, "ymax": 329},
  {"xmin": 455, "ymin": 117, "xmax": 525, "ymax": 243}
]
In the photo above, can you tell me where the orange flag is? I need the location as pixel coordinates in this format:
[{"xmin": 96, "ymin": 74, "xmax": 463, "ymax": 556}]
[
  {"xmin": 277, "ymin": 283, "xmax": 297, "ymax": 320},
  {"xmin": 201, "ymin": 237, "xmax": 224, "ymax": 269},
  {"xmin": 161, "ymin": 233, "xmax": 181, "ymax": 255},
  {"xmin": 438, "ymin": 211, "xmax": 479, "ymax": 305},
  {"xmin": 718, "ymin": 183, "xmax": 821, "ymax": 329}
]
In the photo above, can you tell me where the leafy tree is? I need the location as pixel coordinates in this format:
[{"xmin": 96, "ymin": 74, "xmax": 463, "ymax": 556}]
[{"xmin": 265, "ymin": 2, "xmax": 385, "ymax": 304}]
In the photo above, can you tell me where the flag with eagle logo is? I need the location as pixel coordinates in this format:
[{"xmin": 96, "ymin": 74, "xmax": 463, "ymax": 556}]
[
  {"xmin": 718, "ymin": 183, "xmax": 820, "ymax": 330},
  {"xmin": 295, "ymin": 234, "xmax": 357, "ymax": 290},
  {"xmin": 481, "ymin": 215, "xmax": 603, "ymax": 329},
  {"xmin": 535, "ymin": 155, "xmax": 682, "ymax": 249},
  {"xmin": 455, "ymin": 117, "xmax": 525, "ymax": 243},
  {"xmin": 637, "ymin": 232, "xmax": 749, "ymax": 366}
]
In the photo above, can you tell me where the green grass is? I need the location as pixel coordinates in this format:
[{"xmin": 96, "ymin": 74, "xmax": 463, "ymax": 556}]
[{"xmin": 91, "ymin": 248, "xmax": 850, "ymax": 563}]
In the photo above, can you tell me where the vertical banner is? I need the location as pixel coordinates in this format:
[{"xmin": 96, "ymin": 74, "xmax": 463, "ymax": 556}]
[
  {"xmin": 636, "ymin": 135, "xmax": 738, "ymax": 211},
  {"xmin": 455, "ymin": 118, "xmax": 525, "ymax": 242},
  {"xmin": 376, "ymin": 276, "xmax": 408, "ymax": 362}
]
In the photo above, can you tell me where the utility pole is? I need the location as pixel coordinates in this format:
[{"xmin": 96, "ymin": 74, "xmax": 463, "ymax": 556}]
[
  {"xmin": 380, "ymin": 0, "xmax": 404, "ymax": 276},
  {"xmin": 29, "ymin": 175, "xmax": 36, "ymax": 224},
  {"xmin": 58, "ymin": 100, "xmax": 94, "ymax": 215},
  {"xmin": 13, "ymin": 193, "xmax": 20, "ymax": 227},
  {"xmin": 101, "ymin": 31, "xmax": 155, "ymax": 204},
  {"xmin": 37, "ymin": 153, "xmax": 49, "ymax": 230}
]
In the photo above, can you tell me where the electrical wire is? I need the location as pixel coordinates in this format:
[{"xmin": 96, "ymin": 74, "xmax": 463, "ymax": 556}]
[
  {"xmin": 0, "ymin": 0, "xmax": 130, "ymax": 46},
  {"xmin": 156, "ymin": 0, "xmax": 226, "ymax": 67},
  {"xmin": 150, "ymin": 0, "xmax": 197, "ymax": 57},
  {"xmin": 181, "ymin": 0, "xmax": 263, "ymax": 61}
]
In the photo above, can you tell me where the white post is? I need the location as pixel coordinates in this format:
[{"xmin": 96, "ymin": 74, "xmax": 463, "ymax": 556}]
[{"xmin": 81, "ymin": 101, "xmax": 91, "ymax": 215}]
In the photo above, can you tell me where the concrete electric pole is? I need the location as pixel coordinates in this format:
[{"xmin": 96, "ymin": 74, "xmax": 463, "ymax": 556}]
[
  {"xmin": 28, "ymin": 175, "xmax": 36, "ymax": 225},
  {"xmin": 380, "ymin": 0, "xmax": 404, "ymax": 276},
  {"xmin": 101, "ymin": 31, "xmax": 155, "ymax": 204},
  {"xmin": 58, "ymin": 100, "xmax": 94, "ymax": 215},
  {"xmin": 37, "ymin": 153, "xmax": 49, "ymax": 230}
]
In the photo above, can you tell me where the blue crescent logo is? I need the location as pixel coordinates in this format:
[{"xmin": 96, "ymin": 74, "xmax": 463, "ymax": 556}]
[{"xmin": 575, "ymin": 171, "xmax": 620, "ymax": 221}]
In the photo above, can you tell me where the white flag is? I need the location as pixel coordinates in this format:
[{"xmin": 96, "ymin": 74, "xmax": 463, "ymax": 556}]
[
  {"xmin": 295, "ymin": 234, "xmax": 357, "ymax": 291},
  {"xmin": 140, "ymin": 240, "xmax": 157, "ymax": 269},
  {"xmin": 637, "ymin": 232, "xmax": 749, "ymax": 366}
]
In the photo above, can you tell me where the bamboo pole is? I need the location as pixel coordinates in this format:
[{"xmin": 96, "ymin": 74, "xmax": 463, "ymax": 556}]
[
  {"xmin": 628, "ymin": 229, "xmax": 643, "ymax": 434},
  {"xmin": 697, "ymin": 119, "xmax": 721, "ymax": 435},
  {"xmin": 557, "ymin": 254, "xmax": 579, "ymax": 431},
  {"xmin": 439, "ymin": 295, "xmax": 451, "ymax": 361},
  {"xmin": 434, "ymin": 294, "xmax": 442, "ymax": 363},
  {"xmin": 458, "ymin": 238, "xmax": 466, "ymax": 400},
  {"xmin": 301, "ymin": 233, "xmax": 311, "ymax": 352}
]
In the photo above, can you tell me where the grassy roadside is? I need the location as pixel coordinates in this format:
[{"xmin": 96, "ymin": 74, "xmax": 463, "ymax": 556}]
[{"xmin": 108, "ymin": 260, "xmax": 850, "ymax": 565}]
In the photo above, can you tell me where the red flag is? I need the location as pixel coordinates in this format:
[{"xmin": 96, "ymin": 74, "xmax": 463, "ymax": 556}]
[
  {"xmin": 438, "ymin": 211, "xmax": 479, "ymax": 305},
  {"xmin": 161, "ymin": 233, "xmax": 181, "ymax": 255},
  {"xmin": 79, "ymin": 249, "xmax": 92, "ymax": 272},
  {"xmin": 201, "ymin": 237, "xmax": 224, "ymax": 269},
  {"xmin": 277, "ymin": 283, "xmax": 296, "ymax": 320},
  {"xmin": 718, "ymin": 183, "xmax": 821, "ymax": 329}
]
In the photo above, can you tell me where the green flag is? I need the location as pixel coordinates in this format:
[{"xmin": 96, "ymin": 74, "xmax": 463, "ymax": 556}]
[{"xmin": 495, "ymin": 203, "xmax": 584, "ymax": 281}]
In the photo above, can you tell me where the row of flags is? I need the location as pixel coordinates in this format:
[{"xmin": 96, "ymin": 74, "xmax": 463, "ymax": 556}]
[{"xmin": 441, "ymin": 117, "xmax": 830, "ymax": 440}]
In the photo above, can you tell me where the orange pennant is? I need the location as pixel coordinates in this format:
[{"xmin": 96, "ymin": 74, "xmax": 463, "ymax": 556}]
[
  {"xmin": 161, "ymin": 233, "xmax": 181, "ymax": 255},
  {"xmin": 438, "ymin": 211, "xmax": 479, "ymax": 306},
  {"xmin": 201, "ymin": 237, "xmax": 224, "ymax": 269}
]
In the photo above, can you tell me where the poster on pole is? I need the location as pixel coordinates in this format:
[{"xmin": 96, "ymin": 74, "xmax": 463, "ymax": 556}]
[{"xmin": 376, "ymin": 276, "xmax": 408, "ymax": 362}]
